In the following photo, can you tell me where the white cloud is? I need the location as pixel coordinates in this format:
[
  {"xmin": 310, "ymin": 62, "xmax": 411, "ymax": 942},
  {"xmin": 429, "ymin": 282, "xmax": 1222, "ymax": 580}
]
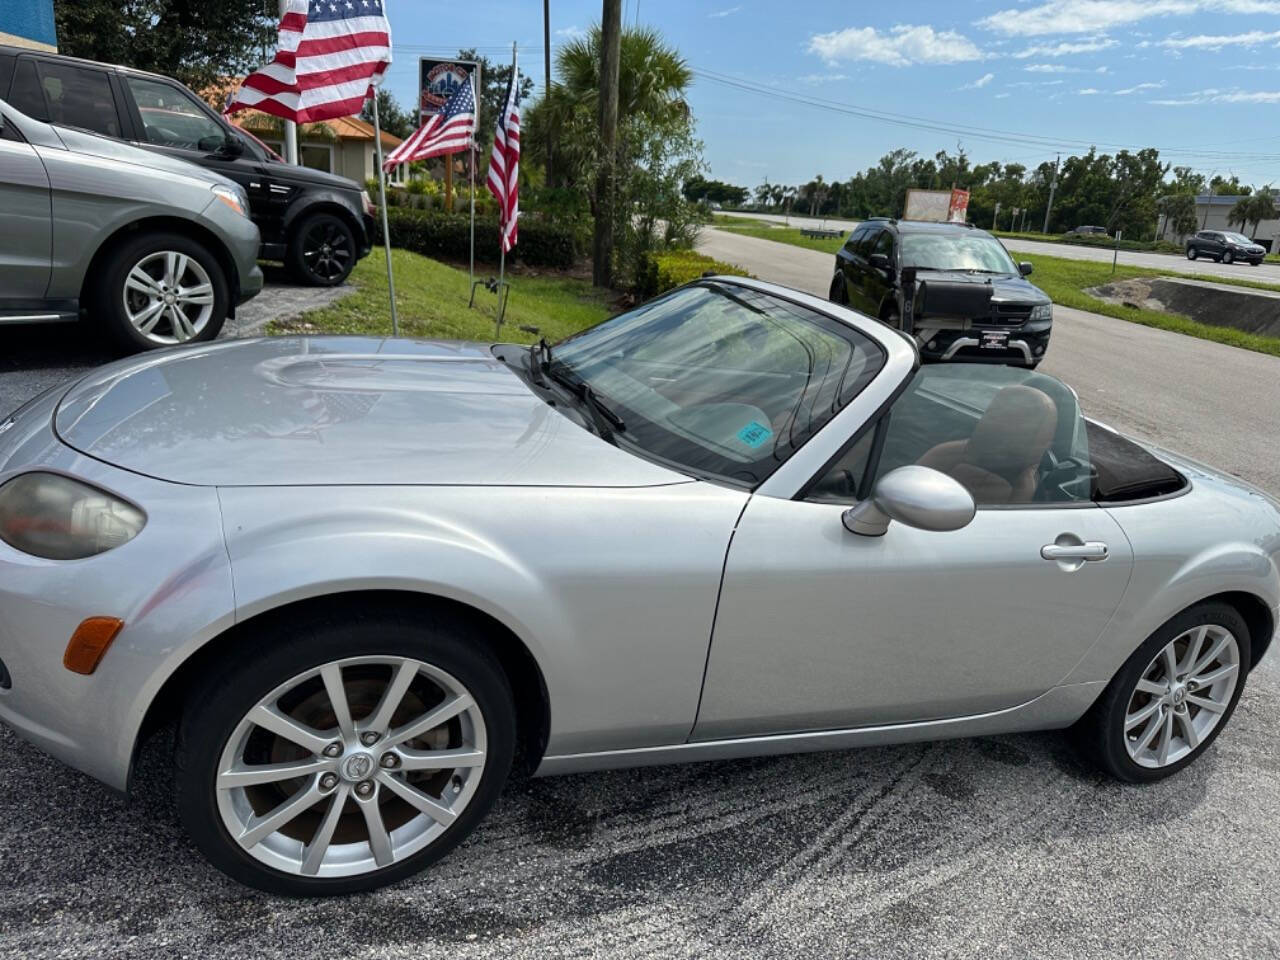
[
  {"xmin": 979, "ymin": 1, "xmax": 1280, "ymax": 38},
  {"xmin": 798, "ymin": 73, "xmax": 851, "ymax": 84},
  {"xmin": 708, "ymin": 5, "xmax": 742, "ymax": 17},
  {"xmin": 808, "ymin": 24, "xmax": 986, "ymax": 66},
  {"xmin": 995, "ymin": 92, "xmax": 1012, "ymax": 98},
  {"xmin": 1012, "ymin": 37, "xmax": 1118, "ymax": 58},
  {"xmin": 555, "ymin": 25, "xmax": 585, "ymax": 38},
  {"xmin": 962, "ymin": 72, "xmax": 997, "ymax": 88},
  {"xmin": 1025, "ymin": 63, "xmax": 1073, "ymax": 72},
  {"xmin": 1077, "ymin": 87, "xmax": 1102, "ymax": 94},
  {"xmin": 1115, "ymin": 81, "xmax": 1164, "ymax": 93},
  {"xmin": 1150, "ymin": 87, "xmax": 1280, "ymax": 104},
  {"xmin": 1158, "ymin": 30, "xmax": 1280, "ymax": 49}
]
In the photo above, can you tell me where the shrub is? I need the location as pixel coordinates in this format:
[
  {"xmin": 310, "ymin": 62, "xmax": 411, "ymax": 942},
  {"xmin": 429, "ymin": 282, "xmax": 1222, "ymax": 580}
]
[
  {"xmin": 375, "ymin": 207, "xmax": 579, "ymax": 268},
  {"xmin": 634, "ymin": 250, "xmax": 750, "ymax": 299}
]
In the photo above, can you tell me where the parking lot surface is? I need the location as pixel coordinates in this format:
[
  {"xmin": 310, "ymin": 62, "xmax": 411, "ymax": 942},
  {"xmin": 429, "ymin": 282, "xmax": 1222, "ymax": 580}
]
[{"xmin": 3, "ymin": 248, "xmax": 1280, "ymax": 959}]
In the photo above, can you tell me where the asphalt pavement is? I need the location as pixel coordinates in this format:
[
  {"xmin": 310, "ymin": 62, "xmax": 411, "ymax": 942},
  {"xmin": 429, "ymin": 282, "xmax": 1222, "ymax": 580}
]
[
  {"xmin": 718, "ymin": 209, "xmax": 1280, "ymax": 286},
  {"xmin": 2, "ymin": 243, "xmax": 1280, "ymax": 959}
]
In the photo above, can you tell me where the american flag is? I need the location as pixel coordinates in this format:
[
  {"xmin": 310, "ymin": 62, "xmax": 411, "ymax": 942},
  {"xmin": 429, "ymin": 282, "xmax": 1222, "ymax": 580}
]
[
  {"xmin": 225, "ymin": 0, "xmax": 392, "ymax": 124},
  {"xmin": 486, "ymin": 59, "xmax": 521, "ymax": 253},
  {"xmin": 383, "ymin": 76, "xmax": 475, "ymax": 171}
]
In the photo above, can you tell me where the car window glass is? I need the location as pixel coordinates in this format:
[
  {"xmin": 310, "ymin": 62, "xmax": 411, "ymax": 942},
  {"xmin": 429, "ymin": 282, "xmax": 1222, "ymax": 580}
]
[
  {"xmin": 855, "ymin": 227, "xmax": 880, "ymax": 258},
  {"xmin": 0, "ymin": 114, "xmax": 24, "ymax": 142},
  {"xmin": 37, "ymin": 62, "xmax": 119, "ymax": 137},
  {"xmin": 8, "ymin": 59, "xmax": 47, "ymax": 121},
  {"xmin": 809, "ymin": 364, "xmax": 1093, "ymax": 507},
  {"xmin": 126, "ymin": 75, "xmax": 226, "ymax": 149},
  {"xmin": 549, "ymin": 283, "xmax": 885, "ymax": 487},
  {"xmin": 873, "ymin": 230, "xmax": 893, "ymax": 259},
  {"xmin": 901, "ymin": 233, "xmax": 1019, "ymax": 274},
  {"xmin": 0, "ymin": 54, "xmax": 15, "ymax": 97},
  {"xmin": 843, "ymin": 225, "xmax": 867, "ymax": 256}
]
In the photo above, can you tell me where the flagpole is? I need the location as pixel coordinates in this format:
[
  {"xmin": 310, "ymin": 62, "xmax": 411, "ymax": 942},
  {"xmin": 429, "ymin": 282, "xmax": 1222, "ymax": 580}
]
[
  {"xmin": 469, "ymin": 73, "xmax": 477, "ymax": 296},
  {"xmin": 371, "ymin": 82, "xmax": 399, "ymax": 336},
  {"xmin": 495, "ymin": 42, "xmax": 516, "ymax": 339},
  {"xmin": 279, "ymin": 0, "xmax": 298, "ymax": 165}
]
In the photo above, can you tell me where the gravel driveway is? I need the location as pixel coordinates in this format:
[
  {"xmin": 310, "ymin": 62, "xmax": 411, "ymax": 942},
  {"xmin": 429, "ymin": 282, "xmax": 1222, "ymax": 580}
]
[{"xmin": 2, "ymin": 249, "xmax": 1279, "ymax": 959}]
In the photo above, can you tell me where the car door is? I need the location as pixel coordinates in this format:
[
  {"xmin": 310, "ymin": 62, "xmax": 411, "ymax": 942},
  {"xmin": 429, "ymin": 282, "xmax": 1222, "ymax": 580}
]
[
  {"xmin": 864, "ymin": 227, "xmax": 898, "ymax": 320},
  {"xmin": 845, "ymin": 226, "xmax": 880, "ymax": 315},
  {"xmin": 0, "ymin": 106, "xmax": 52, "ymax": 301},
  {"xmin": 693, "ymin": 363, "xmax": 1134, "ymax": 740}
]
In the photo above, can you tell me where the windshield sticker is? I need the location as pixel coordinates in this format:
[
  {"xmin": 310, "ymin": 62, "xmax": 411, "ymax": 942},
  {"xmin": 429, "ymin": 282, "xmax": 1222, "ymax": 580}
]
[{"xmin": 737, "ymin": 421, "xmax": 773, "ymax": 449}]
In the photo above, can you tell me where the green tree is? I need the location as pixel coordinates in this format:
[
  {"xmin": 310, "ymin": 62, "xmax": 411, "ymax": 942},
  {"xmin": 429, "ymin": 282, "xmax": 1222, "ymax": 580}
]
[
  {"xmin": 455, "ymin": 49, "xmax": 536, "ymax": 154},
  {"xmin": 1230, "ymin": 189, "xmax": 1277, "ymax": 238},
  {"xmin": 360, "ymin": 89, "xmax": 414, "ymax": 140},
  {"xmin": 1157, "ymin": 194, "xmax": 1199, "ymax": 238},
  {"xmin": 54, "ymin": 0, "xmax": 274, "ymax": 91}
]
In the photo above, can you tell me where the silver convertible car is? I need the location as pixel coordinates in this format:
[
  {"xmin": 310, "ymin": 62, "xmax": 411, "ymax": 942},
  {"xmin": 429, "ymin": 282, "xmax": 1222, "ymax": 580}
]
[{"xmin": 0, "ymin": 277, "xmax": 1277, "ymax": 895}]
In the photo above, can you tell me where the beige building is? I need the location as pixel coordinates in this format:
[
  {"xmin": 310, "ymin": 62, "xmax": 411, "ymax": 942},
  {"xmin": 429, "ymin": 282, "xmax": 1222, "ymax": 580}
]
[
  {"xmin": 1159, "ymin": 195, "xmax": 1280, "ymax": 251},
  {"xmin": 229, "ymin": 113, "xmax": 404, "ymax": 185}
]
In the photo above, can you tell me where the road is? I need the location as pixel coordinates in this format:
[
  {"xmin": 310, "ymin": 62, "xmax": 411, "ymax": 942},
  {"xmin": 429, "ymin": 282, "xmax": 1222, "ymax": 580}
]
[
  {"xmin": 2, "ymin": 243, "xmax": 1280, "ymax": 960},
  {"xmin": 718, "ymin": 209, "xmax": 1280, "ymax": 285}
]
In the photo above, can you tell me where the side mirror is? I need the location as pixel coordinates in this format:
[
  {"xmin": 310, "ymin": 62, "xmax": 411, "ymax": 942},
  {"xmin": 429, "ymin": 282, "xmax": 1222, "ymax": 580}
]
[
  {"xmin": 842, "ymin": 465, "xmax": 976, "ymax": 537},
  {"xmin": 869, "ymin": 252, "xmax": 892, "ymax": 273},
  {"xmin": 1018, "ymin": 261, "xmax": 1034, "ymax": 277},
  {"xmin": 208, "ymin": 134, "xmax": 244, "ymax": 157}
]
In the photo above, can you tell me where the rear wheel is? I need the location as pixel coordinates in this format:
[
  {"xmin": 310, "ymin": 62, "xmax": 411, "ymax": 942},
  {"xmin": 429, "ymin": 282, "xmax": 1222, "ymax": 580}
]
[
  {"xmin": 289, "ymin": 211, "xmax": 357, "ymax": 286},
  {"xmin": 1223, "ymin": 250, "xmax": 1235, "ymax": 265},
  {"xmin": 176, "ymin": 610, "xmax": 515, "ymax": 895},
  {"xmin": 95, "ymin": 232, "xmax": 228, "ymax": 352},
  {"xmin": 1074, "ymin": 602, "xmax": 1249, "ymax": 782},
  {"xmin": 1186, "ymin": 247, "xmax": 1198, "ymax": 261}
]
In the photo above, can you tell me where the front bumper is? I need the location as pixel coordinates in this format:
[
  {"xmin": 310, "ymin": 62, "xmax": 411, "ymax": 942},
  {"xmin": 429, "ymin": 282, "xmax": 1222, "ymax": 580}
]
[
  {"xmin": 920, "ymin": 321, "xmax": 1052, "ymax": 367},
  {"xmin": 359, "ymin": 212, "xmax": 376, "ymax": 257},
  {"xmin": 201, "ymin": 196, "xmax": 265, "ymax": 305},
  {"xmin": 0, "ymin": 386, "xmax": 235, "ymax": 791}
]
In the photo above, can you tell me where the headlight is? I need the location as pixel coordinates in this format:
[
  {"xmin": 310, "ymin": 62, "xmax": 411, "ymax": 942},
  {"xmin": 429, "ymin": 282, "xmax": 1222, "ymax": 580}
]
[
  {"xmin": 1030, "ymin": 303, "xmax": 1053, "ymax": 322},
  {"xmin": 0, "ymin": 473, "xmax": 145, "ymax": 560},
  {"xmin": 211, "ymin": 184, "xmax": 249, "ymax": 217}
]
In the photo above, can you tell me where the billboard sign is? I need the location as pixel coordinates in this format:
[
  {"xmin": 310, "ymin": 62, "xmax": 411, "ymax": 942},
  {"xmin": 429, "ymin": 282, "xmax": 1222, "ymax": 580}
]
[
  {"xmin": 419, "ymin": 58, "xmax": 480, "ymax": 125},
  {"xmin": 948, "ymin": 189, "xmax": 970, "ymax": 223},
  {"xmin": 903, "ymin": 188, "xmax": 971, "ymax": 224}
]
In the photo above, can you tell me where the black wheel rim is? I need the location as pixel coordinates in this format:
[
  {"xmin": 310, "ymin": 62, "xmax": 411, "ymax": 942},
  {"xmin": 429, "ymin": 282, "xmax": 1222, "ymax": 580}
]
[{"xmin": 301, "ymin": 219, "xmax": 353, "ymax": 282}]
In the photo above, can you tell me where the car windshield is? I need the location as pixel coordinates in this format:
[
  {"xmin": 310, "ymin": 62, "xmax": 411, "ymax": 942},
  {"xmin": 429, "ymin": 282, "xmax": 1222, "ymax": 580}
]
[
  {"xmin": 547, "ymin": 282, "xmax": 885, "ymax": 486},
  {"xmin": 901, "ymin": 233, "xmax": 1020, "ymax": 274},
  {"xmin": 1223, "ymin": 232, "xmax": 1252, "ymax": 244}
]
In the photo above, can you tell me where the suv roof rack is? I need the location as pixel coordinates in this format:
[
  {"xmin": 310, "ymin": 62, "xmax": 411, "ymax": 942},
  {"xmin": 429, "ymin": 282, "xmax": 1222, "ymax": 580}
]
[{"xmin": 867, "ymin": 216, "xmax": 897, "ymax": 224}]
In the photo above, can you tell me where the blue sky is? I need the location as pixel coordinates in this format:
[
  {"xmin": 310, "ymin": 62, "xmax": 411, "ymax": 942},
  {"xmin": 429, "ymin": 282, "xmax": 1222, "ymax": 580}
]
[{"xmin": 378, "ymin": 0, "xmax": 1280, "ymax": 189}]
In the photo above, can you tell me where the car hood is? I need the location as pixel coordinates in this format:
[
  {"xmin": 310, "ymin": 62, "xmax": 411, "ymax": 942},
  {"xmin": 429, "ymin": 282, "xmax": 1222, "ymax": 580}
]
[
  {"xmin": 912, "ymin": 269, "xmax": 1050, "ymax": 305},
  {"xmin": 260, "ymin": 157, "xmax": 363, "ymax": 193},
  {"xmin": 51, "ymin": 126, "xmax": 239, "ymax": 191},
  {"xmin": 53, "ymin": 337, "xmax": 686, "ymax": 488}
]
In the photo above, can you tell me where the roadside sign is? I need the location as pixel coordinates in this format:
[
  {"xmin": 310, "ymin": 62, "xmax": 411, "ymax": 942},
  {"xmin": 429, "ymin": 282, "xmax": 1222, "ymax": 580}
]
[
  {"xmin": 948, "ymin": 189, "xmax": 970, "ymax": 223},
  {"xmin": 904, "ymin": 188, "xmax": 972, "ymax": 224},
  {"xmin": 419, "ymin": 58, "xmax": 481, "ymax": 124}
]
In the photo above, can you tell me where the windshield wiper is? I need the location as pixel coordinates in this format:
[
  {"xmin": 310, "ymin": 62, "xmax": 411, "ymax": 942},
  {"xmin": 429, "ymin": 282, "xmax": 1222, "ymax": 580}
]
[
  {"xmin": 527, "ymin": 338, "xmax": 551, "ymax": 388},
  {"xmin": 545, "ymin": 362, "xmax": 626, "ymax": 441}
]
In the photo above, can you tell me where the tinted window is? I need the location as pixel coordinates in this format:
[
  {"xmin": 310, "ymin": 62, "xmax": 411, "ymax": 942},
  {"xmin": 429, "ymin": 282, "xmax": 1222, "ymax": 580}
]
[
  {"xmin": 810, "ymin": 364, "xmax": 1092, "ymax": 507},
  {"xmin": 843, "ymin": 225, "xmax": 868, "ymax": 256},
  {"xmin": 125, "ymin": 75, "xmax": 226, "ymax": 149},
  {"xmin": 37, "ymin": 62, "xmax": 120, "ymax": 137},
  {"xmin": 549, "ymin": 283, "xmax": 885, "ymax": 487},
  {"xmin": 901, "ymin": 232, "xmax": 1019, "ymax": 274},
  {"xmin": 8, "ymin": 59, "xmax": 47, "ymax": 120},
  {"xmin": 0, "ymin": 54, "xmax": 15, "ymax": 97},
  {"xmin": 873, "ymin": 229, "xmax": 894, "ymax": 259}
]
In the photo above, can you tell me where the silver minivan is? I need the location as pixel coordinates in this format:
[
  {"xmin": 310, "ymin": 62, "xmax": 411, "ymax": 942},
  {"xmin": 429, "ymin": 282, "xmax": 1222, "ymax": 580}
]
[{"xmin": 0, "ymin": 96, "xmax": 263, "ymax": 352}]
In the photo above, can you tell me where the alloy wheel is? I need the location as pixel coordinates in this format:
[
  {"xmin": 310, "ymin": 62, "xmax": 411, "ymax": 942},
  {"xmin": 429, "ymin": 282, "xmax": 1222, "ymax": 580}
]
[
  {"xmin": 215, "ymin": 655, "xmax": 488, "ymax": 879},
  {"xmin": 301, "ymin": 219, "xmax": 353, "ymax": 283},
  {"xmin": 122, "ymin": 251, "xmax": 215, "ymax": 345},
  {"xmin": 1123, "ymin": 624, "xmax": 1240, "ymax": 769}
]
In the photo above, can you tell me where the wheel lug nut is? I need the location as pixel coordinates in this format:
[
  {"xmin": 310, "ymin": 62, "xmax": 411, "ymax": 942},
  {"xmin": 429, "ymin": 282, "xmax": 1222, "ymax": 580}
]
[
  {"xmin": 360, "ymin": 731, "xmax": 380, "ymax": 747},
  {"xmin": 320, "ymin": 773, "xmax": 338, "ymax": 790},
  {"xmin": 355, "ymin": 780, "xmax": 375, "ymax": 797},
  {"xmin": 322, "ymin": 742, "xmax": 343, "ymax": 758},
  {"xmin": 380, "ymin": 753, "xmax": 399, "ymax": 769}
]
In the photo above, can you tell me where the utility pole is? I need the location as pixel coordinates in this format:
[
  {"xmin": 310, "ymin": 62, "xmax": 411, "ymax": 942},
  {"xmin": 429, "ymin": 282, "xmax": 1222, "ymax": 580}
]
[
  {"xmin": 1041, "ymin": 154, "xmax": 1059, "ymax": 234},
  {"xmin": 593, "ymin": 0, "xmax": 622, "ymax": 288},
  {"xmin": 543, "ymin": 0, "xmax": 553, "ymax": 186},
  {"xmin": 279, "ymin": 0, "xmax": 298, "ymax": 164}
]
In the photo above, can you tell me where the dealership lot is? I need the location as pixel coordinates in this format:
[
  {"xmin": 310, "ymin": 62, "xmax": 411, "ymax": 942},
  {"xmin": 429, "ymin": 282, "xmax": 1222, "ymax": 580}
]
[{"xmin": 3, "ymin": 241, "xmax": 1280, "ymax": 958}]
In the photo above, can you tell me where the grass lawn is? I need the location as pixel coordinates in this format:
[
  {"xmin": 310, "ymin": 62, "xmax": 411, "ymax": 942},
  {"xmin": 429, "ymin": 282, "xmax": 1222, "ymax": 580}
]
[
  {"xmin": 276, "ymin": 249, "xmax": 614, "ymax": 343},
  {"xmin": 707, "ymin": 224, "xmax": 1280, "ymax": 358}
]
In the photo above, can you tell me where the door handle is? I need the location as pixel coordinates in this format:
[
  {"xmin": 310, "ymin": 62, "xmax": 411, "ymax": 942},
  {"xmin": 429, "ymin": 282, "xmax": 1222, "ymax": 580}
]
[{"xmin": 1041, "ymin": 541, "xmax": 1108, "ymax": 562}]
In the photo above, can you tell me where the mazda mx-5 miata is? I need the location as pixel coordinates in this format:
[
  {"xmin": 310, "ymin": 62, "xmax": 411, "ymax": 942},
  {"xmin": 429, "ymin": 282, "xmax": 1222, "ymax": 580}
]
[{"xmin": 0, "ymin": 278, "xmax": 1277, "ymax": 895}]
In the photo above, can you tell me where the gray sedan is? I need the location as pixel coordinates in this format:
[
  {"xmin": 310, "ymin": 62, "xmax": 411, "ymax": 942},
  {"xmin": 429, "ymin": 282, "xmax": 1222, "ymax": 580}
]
[{"xmin": 0, "ymin": 277, "xmax": 1276, "ymax": 896}]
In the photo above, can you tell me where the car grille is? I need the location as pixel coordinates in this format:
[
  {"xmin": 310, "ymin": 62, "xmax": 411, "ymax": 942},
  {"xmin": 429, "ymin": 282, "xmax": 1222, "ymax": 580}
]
[{"xmin": 985, "ymin": 303, "xmax": 1031, "ymax": 326}]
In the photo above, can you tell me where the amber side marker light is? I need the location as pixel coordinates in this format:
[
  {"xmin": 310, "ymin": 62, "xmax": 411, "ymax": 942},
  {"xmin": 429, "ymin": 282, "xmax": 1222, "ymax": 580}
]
[{"xmin": 63, "ymin": 617, "xmax": 124, "ymax": 675}]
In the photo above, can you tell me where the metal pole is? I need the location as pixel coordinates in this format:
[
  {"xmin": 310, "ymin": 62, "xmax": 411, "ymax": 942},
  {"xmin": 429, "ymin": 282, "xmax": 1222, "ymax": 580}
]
[
  {"xmin": 279, "ymin": 0, "xmax": 298, "ymax": 164},
  {"xmin": 1042, "ymin": 154, "xmax": 1059, "ymax": 234},
  {"xmin": 543, "ymin": 0, "xmax": 553, "ymax": 185},
  {"xmin": 370, "ymin": 85, "xmax": 399, "ymax": 336}
]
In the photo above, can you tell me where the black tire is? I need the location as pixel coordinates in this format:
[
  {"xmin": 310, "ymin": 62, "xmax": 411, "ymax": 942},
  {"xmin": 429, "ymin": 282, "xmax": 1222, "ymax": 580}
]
[
  {"xmin": 1223, "ymin": 250, "xmax": 1235, "ymax": 265},
  {"xmin": 828, "ymin": 273, "xmax": 849, "ymax": 305},
  {"xmin": 288, "ymin": 211, "xmax": 357, "ymax": 286},
  {"xmin": 1073, "ymin": 601, "xmax": 1250, "ymax": 783},
  {"xmin": 1186, "ymin": 247, "xmax": 1197, "ymax": 260},
  {"xmin": 175, "ymin": 607, "xmax": 516, "ymax": 896},
  {"xmin": 94, "ymin": 231, "xmax": 228, "ymax": 353}
]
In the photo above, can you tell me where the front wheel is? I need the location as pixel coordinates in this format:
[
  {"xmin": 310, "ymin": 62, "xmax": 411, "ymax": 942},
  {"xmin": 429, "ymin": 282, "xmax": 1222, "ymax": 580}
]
[
  {"xmin": 289, "ymin": 211, "xmax": 357, "ymax": 286},
  {"xmin": 1073, "ymin": 602, "xmax": 1249, "ymax": 782},
  {"xmin": 828, "ymin": 274, "xmax": 849, "ymax": 305},
  {"xmin": 95, "ymin": 232, "xmax": 228, "ymax": 352},
  {"xmin": 176, "ymin": 611, "xmax": 515, "ymax": 895}
]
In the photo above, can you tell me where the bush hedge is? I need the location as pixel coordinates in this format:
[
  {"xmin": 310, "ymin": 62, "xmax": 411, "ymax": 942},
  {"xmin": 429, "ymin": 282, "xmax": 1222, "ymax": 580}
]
[
  {"xmin": 375, "ymin": 207, "xmax": 578, "ymax": 269},
  {"xmin": 635, "ymin": 250, "xmax": 751, "ymax": 298}
]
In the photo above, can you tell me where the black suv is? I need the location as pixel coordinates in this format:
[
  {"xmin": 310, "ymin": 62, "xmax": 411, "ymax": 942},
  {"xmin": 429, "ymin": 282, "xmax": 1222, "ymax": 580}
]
[
  {"xmin": 1185, "ymin": 230, "xmax": 1266, "ymax": 266},
  {"xmin": 829, "ymin": 218, "xmax": 1053, "ymax": 367},
  {"xmin": 0, "ymin": 46, "xmax": 376, "ymax": 286}
]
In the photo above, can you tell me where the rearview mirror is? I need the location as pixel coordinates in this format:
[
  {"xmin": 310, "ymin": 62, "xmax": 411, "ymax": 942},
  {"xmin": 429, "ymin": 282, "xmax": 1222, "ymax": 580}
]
[
  {"xmin": 1018, "ymin": 261, "xmax": 1034, "ymax": 276},
  {"xmin": 842, "ymin": 465, "xmax": 976, "ymax": 537}
]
